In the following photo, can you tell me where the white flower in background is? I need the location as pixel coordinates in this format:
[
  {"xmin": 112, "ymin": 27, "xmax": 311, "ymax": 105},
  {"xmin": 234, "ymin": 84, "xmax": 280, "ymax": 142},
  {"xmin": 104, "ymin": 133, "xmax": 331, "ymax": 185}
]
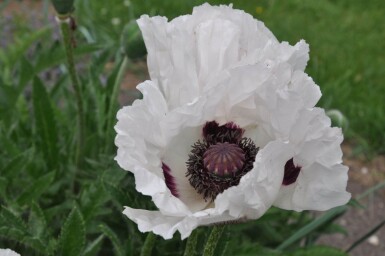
[
  {"xmin": 115, "ymin": 3, "xmax": 349, "ymax": 239},
  {"xmin": 0, "ymin": 248, "xmax": 21, "ymax": 256}
]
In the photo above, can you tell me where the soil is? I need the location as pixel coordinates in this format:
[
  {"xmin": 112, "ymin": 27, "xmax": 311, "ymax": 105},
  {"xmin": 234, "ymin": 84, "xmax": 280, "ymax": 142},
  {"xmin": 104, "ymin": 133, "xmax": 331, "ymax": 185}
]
[
  {"xmin": 2, "ymin": 1, "xmax": 385, "ymax": 255},
  {"xmin": 317, "ymin": 145, "xmax": 385, "ymax": 256}
]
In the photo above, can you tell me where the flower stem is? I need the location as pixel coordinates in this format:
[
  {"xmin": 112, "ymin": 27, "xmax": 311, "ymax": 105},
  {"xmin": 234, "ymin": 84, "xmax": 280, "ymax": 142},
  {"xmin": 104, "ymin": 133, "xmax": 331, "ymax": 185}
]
[
  {"xmin": 140, "ymin": 232, "xmax": 157, "ymax": 256},
  {"xmin": 183, "ymin": 229, "xmax": 200, "ymax": 256},
  {"xmin": 58, "ymin": 16, "xmax": 84, "ymax": 168},
  {"xmin": 203, "ymin": 225, "xmax": 226, "ymax": 256}
]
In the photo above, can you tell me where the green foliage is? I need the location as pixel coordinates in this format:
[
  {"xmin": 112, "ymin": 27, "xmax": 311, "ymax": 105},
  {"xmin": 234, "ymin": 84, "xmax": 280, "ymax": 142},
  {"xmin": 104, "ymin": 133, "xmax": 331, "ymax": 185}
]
[
  {"xmin": 32, "ymin": 78, "xmax": 59, "ymax": 170},
  {"xmin": 0, "ymin": 0, "xmax": 384, "ymax": 255},
  {"xmin": 59, "ymin": 207, "xmax": 86, "ymax": 256}
]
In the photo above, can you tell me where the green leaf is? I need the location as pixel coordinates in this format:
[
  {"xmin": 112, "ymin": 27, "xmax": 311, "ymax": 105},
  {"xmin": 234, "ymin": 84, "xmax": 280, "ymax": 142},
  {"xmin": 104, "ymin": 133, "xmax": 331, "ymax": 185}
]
[
  {"xmin": 0, "ymin": 177, "xmax": 7, "ymax": 199},
  {"xmin": 17, "ymin": 171, "xmax": 56, "ymax": 206},
  {"xmin": 18, "ymin": 57, "xmax": 35, "ymax": 90},
  {"xmin": 35, "ymin": 43, "xmax": 103, "ymax": 73},
  {"xmin": 0, "ymin": 78, "xmax": 18, "ymax": 113},
  {"xmin": 59, "ymin": 207, "xmax": 86, "ymax": 256},
  {"xmin": 0, "ymin": 27, "xmax": 50, "ymax": 67},
  {"xmin": 0, "ymin": 152, "xmax": 29, "ymax": 178},
  {"xmin": 0, "ymin": 227, "xmax": 25, "ymax": 242},
  {"xmin": 32, "ymin": 77, "xmax": 59, "ymax": 170},
  {"xmin": 276, "ymin": 206, "xmax": 347, "ymax": 251},
  {"xmin": 29, "ymin": 202, "xmax": 48, "ymax": 238},
  {"xmin": 102, "ymin": 180, "xmax": 130, "ymax": 206},
  {"xmin": 99, "ymin": 224, "xmax": 124, "ymax": 256},
  {"xmin": 83, "ymin": 234, "xmax": 104, "ymax": 256},
  {"xmin": 0, "ymin": 206, "xmax": 28, "ymax": 233},
  {"xmin": 356, "ymin": 180, "xmax": 385, "ymax": 201}
]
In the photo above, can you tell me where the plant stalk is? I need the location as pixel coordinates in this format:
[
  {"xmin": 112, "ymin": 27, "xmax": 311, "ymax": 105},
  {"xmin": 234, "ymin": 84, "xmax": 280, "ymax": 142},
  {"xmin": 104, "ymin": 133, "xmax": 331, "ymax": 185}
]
[
  {"xmin": 58, "ymin": 16, "xmax": 85, "ymax": 168},
  {"xmin": 183, "ymin": 229, "xmax": 199, "ymax": 256},
  {"xmin": 203, "ymin": 225, "xmax": 226, "ymax": 256},
  {"xmin": 140, "ymin": 232, "xmax": 157, "ymax": 256}
]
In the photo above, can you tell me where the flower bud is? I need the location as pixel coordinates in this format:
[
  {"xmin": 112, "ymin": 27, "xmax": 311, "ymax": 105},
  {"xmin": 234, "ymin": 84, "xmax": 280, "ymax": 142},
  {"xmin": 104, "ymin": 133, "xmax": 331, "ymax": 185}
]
[
  {"xmin": 51, "ymin": 0, "xmax": 75, "ymax": 15},
  {"xmin": 121, "ymin": 21, "xmax": 147, "ymax": 60}
]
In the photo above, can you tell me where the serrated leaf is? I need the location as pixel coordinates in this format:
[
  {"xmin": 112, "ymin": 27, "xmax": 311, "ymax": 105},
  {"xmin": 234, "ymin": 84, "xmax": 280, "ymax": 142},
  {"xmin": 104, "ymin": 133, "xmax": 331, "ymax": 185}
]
[
  {"xmin": 29, "ymin": 202, "xmax": 48, "ymax": 237},
  {"xmin": 32, "ymin": 77, "xmax": 59, "ymax": 170},
  {"xmin": 99, "ymin": 224, "xmax": 124, "ymax": 256},
  {"xmin": 0, "ymin": 206, "xmax": 28, "ymax": 233},
  {"xmin": 0, "ymin": 227, "xmax": 25, "ymax": 241},
  {"xmin": 83, "ymin": 234, "xmax": 104, "ymax": 256},
  {"xmin": 23, "ymin": 237, "xmax": 49, "ymax": 254},
  {"xmin": 17, "ymin": 171, "xmax": 56, "ymax": 206},
  {"xmin": 59, "ymin": 207, "xmax": 86, "ymax": 256},
  {"xmin": 0, "ymin": 152, "xmax": 29, "ymax": 178},
  {"xmin": 102, "ymin": 180, "xmax": 130, "ymax": 206}
]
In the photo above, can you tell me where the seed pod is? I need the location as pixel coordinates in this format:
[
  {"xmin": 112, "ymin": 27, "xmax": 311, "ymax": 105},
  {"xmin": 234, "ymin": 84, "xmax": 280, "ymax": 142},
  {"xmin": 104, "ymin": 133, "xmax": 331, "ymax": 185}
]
[{"xmin": 51, "ymin": 0, "xmax": 75, "ymax": 15}]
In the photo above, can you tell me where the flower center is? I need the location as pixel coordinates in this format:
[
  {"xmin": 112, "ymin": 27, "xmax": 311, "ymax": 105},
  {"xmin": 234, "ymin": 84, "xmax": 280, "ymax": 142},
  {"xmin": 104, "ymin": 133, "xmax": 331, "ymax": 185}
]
[
  {"xmin": 282, "ymin": 158, "xmax": 301, "ymax": 185},
  {"xmin": 186, "ymin": 121, "xmax": 258, "ymax": 201},
  {"xmin": 203, "ymin": 142, "xmax": 245, "ymax": 176}
]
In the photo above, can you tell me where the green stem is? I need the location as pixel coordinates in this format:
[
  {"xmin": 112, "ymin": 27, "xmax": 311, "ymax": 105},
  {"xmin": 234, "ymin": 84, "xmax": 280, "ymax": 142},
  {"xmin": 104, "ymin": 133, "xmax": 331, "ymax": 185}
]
[
  {"xmin": 203, "ymin": 226, "xmax": 226, "ymax": 256},
  {"xmin": 140, "ymin": 232, "xmax": 156, "ymax": 256},
  {"xmin": 105, "ymin": 56, "xmax": 129, "ymax": 153},
  {"xmin": 184, "ymin": 229, "xmax": 200, "ymax": 256},
  {"xmin": 59, "ymin": 17, "xmax": 84, "ymax": 167}
]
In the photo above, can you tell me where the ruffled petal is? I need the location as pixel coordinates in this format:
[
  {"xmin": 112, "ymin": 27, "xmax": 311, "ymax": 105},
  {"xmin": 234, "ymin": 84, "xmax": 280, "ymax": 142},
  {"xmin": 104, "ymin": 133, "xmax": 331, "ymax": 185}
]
[
  {"xmin": 124, "ymin": 206, "xmax": 240, "ymax": 240},
  {"xmin": 0, "ymin": 249, "xmax": 20, "ymax": 256},
  {"xmin": 292, "ymin": 163, "xmax": 350, "ymax": 211},
  {"xmin": 274, "ymin": 109, "xmax": 350, "ymax": 211},
  {"xmin": 215, "ymin": 141, "xmax": 294, "ymax": 218}
]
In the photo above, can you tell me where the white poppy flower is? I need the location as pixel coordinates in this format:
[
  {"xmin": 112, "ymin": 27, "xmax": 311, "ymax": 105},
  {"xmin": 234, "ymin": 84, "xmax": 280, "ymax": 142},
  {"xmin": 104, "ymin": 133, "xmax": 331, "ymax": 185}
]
[
  {"xmin": 0, "ymin": 249, "xmax": 21, "ymax": 256},
  {"xmin": 115, "ymin": 3, "xmax": 348, "ymax": 239}
]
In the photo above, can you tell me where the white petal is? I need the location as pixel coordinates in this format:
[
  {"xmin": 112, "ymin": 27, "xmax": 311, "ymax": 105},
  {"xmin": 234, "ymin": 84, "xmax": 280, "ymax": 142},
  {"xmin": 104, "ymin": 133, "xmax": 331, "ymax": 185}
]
[
  {"xmin": 123, "ymin": 207, "xmax": 239, "ymax": 240},
  {"xmin": 215, "ymin": 141, "xmax": 294, "ymax": 218},
  {"xmin": 0, "ymin": 249, "xmax": 20, "ymax": 256},
  {"xmin": 162, "ymin": 126, "xmax": 210, "ymax": 212},
  {"xmin": 292, "ymin": 163, "xmax": 350, "ymax": 211},
  {"xmin": 123, "ymin": 207, "xmax": 184, "ymax": 239}
]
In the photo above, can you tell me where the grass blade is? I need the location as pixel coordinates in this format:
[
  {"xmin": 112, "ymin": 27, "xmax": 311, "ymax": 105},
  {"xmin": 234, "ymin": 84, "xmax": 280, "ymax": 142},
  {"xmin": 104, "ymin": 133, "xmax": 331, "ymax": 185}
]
[
  {"xmin": 345, "ymin": 219, "xmax": 385, "ymax": 253},
  {"xmin": 276, "ymin": 206, "xmax": 347, "ymax": 251}
]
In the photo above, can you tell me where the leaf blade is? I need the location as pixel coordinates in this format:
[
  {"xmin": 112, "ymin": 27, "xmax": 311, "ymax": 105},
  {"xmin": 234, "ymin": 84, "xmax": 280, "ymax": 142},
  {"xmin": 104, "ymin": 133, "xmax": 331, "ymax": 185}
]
[{"xmin": 59, "ymin": 207, "xmax": 86, "ymax": 256}]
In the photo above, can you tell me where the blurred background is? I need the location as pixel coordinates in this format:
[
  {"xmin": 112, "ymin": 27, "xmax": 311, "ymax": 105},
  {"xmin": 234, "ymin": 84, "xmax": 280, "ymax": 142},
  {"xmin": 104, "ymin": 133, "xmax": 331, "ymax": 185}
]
[{"xmin": 0, "ymin": 0, "xmax": 384, "ymax": 255}]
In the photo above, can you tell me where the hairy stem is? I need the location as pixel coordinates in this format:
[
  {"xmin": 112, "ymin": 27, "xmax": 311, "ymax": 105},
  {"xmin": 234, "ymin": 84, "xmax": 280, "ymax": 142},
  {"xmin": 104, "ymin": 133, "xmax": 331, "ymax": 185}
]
[
  {"xmin": 59, "ymin": 17, "xmax": 84, "ymax": 168},
  {"xmin": 203, "ymin": 225, "xmax": 226, "ymax": 256},
  {"xmin": 184, "ymin": 229, "xmax": 200, "ymax": 256}
]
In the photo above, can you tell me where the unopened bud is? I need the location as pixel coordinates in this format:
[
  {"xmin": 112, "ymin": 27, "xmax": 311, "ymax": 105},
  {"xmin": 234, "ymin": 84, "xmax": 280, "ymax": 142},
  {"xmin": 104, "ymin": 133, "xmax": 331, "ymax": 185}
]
[
  {"xmin": 51, "ymin": 0, "xmax": 75, "ymax": 15},
  {"xmin": 121, "ymin": 21, "xmax": 147, "ymax": 60}
]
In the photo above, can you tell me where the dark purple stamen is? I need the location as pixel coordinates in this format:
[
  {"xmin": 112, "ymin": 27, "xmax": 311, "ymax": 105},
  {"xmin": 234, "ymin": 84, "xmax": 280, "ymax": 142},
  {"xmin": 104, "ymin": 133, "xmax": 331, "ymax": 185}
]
[
  {"xmin": 282, "ymin": 158, "xmax": 301, "ymax": 186},
  {"xmin": 202, "ymin": 121, "xmax": 244, "ymax": 144},
  {"xmin": 162, "ymin": 163, "xmax": 179, "ymax": 197}
]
